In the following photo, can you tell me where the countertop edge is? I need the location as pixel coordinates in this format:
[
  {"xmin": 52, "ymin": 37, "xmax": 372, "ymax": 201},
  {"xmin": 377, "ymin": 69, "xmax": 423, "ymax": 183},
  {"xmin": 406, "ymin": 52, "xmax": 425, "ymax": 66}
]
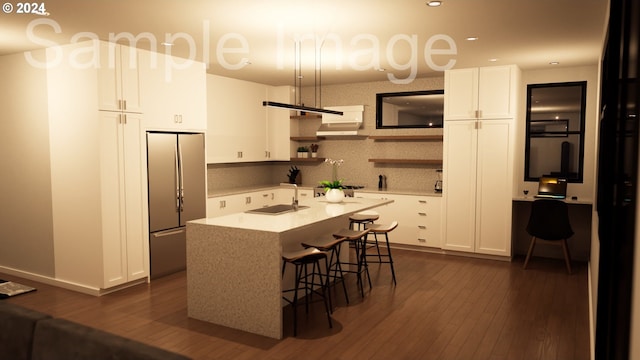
[{"xmin": 208, "ymin": 184, "xmax": 442, "ymax": 198}]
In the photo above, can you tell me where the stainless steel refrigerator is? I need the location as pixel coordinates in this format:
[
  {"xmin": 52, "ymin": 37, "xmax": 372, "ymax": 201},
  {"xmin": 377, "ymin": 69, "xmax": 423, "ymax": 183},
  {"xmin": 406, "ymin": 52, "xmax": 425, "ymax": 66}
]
[{"xmin": 147, "ymin": 132, "xmax": 206, "ymax": 279}]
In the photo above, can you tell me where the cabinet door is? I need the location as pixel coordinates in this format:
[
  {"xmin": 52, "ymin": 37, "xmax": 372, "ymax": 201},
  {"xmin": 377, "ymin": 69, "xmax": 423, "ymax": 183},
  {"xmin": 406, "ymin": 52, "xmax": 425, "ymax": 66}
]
[
  {"xmin": 477, "ymin": 66, "xmax": 515, "ymax": 119},
  {"xmin": 100, "ymin": 112, "xmax": 147, "ymax": 288},
  {"xmin": 442, "ymin": 120, "xmax": 477, "ymax": 252},
  {"xmin": 140, "ymin": 50, "xmax": 207, "ymax": 131},
  {"xmin": 444, "ymin": 65, "xmax": 516, "ymax": 121},
  {"xmin": 474, "ymin": 120, "xmax": 513, "ymax": 256},
  {"xmin": 444, "ymin": 68, "xmax": 478, "ymax": 120},
  {"xmin": 98, "ymin": 43, "xmax": 142, "ymax": 113},
  {"xmin": 207, "ymin": 74, "xmax": 268, "ymax": 163}
]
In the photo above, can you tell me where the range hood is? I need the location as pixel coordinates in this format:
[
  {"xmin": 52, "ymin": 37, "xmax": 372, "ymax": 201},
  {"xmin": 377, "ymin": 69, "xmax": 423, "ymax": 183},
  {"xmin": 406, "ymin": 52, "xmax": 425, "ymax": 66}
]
[{"xmin": 316, "ymin": 105, "xmax": 364, "ymax": 136}]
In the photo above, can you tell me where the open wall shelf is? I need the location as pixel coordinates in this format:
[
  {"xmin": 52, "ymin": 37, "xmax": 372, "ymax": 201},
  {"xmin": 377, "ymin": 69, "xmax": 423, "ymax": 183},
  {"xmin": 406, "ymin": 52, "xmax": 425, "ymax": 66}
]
[
  {"xmin": 368, "ymin": 158, "xmax": 443, "ymax": 165},
  {"xmin": 368, "ymin": 135, "xmax": 443, "ymax": 141}
]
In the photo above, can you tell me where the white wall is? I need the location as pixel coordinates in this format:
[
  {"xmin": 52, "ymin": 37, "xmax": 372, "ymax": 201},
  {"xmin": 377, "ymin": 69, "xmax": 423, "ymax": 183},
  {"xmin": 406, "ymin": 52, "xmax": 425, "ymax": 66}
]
[
  {"xmin": 517, "ymin": 66, "xmax": 599, "ymax": 201},
  {"xmin": 0, "ymin": 51, "xmax": 56, "ymax": 276}
]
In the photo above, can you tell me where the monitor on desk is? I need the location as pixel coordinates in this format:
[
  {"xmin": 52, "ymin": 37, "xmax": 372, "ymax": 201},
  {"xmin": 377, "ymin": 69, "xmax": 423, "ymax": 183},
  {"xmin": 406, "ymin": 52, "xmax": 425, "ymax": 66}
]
[{"xmin": 535, "ymin": 177, "xmax": 567, "ymax": 199}]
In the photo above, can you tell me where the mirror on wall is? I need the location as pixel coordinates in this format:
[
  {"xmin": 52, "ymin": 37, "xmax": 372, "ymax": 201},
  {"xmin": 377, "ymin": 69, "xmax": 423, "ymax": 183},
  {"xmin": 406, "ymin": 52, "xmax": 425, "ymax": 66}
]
[
  {"xmin": 376, "ymin": 90, "xmax": 444, "ymax": 129},
  {"xmin": 525, "ymin": 81, "xmax": 587, "ymax": 183}
]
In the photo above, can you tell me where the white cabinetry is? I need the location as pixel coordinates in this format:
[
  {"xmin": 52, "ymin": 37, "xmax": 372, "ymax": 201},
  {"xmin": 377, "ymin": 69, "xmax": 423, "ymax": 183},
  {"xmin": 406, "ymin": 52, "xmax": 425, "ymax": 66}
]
[
  {"xmin": 207, "ymin": 74, "xmax": 291, "ymax": 163},
  {"xmin": 442, "ymin": 65, "xmax": 519, "ymax": 257},
  {"xmin": 139, "ymin": 50, "xmax": 207, "ymax": 131},
  {"xmin": 206, "ymin": 187, "xmax": 313, "ymax": 218},
  {"xmin": 99, "ymin": 112, "xmax": 148, "ymax": 287},
  {"xmin": 354, "ymin": 192, "xmax": 442, "ymax": 248},
  {"xmin": 47, "ymin": 40, "xmax": 149, "ymax": 291},
  {"xmin": 444, "ymin": 65, "xmax": 518, "ymax": 120},
  {"xmin": 98, "ymin": 42, "xmax": 142, "ymax": 113}
]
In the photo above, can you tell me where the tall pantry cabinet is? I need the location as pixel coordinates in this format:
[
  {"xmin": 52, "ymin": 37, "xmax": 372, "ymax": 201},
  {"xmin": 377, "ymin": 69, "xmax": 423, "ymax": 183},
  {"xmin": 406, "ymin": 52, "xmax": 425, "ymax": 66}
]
[
  {"xmin": 442, "ymin": 65, "xmax": 520, "ymax": 257},
  {"xmin": 47, "ymin": 40, "xmax": 148, "ymax": 292}
]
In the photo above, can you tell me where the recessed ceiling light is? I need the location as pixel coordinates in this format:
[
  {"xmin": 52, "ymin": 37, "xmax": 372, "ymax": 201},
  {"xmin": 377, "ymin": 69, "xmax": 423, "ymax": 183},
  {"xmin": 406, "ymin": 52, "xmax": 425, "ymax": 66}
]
[
  {"xmin": 426, "ymin": 1, "xmax": 442, "ymax": 7},
  {"xmin": 466, "ymin": 37, "xmax": 479, "ymax": 41},
  {"xmin": 376, "ymin": 68, "xmax": 386, "ymax": 72},
  {"xmin": 549, "ymin": 61, "xmax": 560, "ymax": 65},
  {"xmin": 488, "ymin": 58, "xmax": 499, "ymax": 62},
  {"xmin": 161, "ymin": 42, "xmax": 173, "ymax": 47}
]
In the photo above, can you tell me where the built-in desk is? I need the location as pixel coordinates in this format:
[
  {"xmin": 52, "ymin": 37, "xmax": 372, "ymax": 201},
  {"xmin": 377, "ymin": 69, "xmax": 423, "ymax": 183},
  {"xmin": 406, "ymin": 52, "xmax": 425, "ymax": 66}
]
[{"xmin": 512, "ymin": 197, "xmax": 592, "ymax": 262}]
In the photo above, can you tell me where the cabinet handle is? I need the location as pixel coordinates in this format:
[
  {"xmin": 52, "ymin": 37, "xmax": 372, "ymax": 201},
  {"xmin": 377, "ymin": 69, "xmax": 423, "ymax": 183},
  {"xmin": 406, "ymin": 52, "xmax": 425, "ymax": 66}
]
[
  {"xmin": 418, "ymin": 225, "xmax": 427, "ymax": 229},
  {"xmin": 220, "ymin": 200, "xmax": 226, "ymax": 209},
  {"xmin": 237, "ymin": 151, "xmax": 243, "ymax": 158},
  {"xmin": 262, "ymin": 193, "xmax": 269, "ymax": 198},
  {"xmin": 418, "ymin": 238, "xmax": 427, "ymax": 243},
  {"xmin": 246, "ymin": 197, "xmax": 251, "ymax": 204},
  {"xmin": 418, "ymin": 212, "xmax": 427, "ymax": 216},
  {"xmin": 300, "ymin": 193, "xmax": 307, "ymax": 197},
  {"xmin": 418, "ymin": 200, "xmax": 427, "ymax": 204}
]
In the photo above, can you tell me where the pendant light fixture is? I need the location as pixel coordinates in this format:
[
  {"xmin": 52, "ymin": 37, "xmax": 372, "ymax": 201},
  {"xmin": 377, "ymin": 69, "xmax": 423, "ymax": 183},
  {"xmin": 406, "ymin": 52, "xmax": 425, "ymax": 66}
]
[{"xmin": 263, "ymin": 39, "xmax": 343, "ymax": 116}]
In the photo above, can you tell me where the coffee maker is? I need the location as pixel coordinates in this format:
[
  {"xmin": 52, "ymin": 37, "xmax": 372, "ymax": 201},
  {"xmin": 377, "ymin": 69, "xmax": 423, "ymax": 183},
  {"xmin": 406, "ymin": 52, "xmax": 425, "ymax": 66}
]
[{"xmin": 434, "ymin": 169, "xmax": 443, "ymax": 193}]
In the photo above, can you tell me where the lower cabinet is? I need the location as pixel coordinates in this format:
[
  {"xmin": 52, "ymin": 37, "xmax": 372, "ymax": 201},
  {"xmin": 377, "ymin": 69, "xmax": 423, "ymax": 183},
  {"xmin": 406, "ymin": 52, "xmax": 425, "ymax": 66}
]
[
  {"xmin": 206, "ymin": 188, "xmax": 315, "ymax": 218},
  {"xmin": 353, "ymin": 192, "xmax": 442, "ymax": 248}
]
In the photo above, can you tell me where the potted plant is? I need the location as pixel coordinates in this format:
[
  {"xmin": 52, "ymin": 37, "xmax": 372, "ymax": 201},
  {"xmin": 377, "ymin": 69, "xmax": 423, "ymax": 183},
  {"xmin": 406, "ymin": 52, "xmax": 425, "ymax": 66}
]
[
  {"xmin": 296, "ymin": 146, "xmax": 309, "ymax": 158},
  {"xmin": 310, "ymin": 143, "xmax": 319, "ymax": 158},
  {"xmin": 320, "ymin": 158, "xmax": 345, "ymax": 203}
]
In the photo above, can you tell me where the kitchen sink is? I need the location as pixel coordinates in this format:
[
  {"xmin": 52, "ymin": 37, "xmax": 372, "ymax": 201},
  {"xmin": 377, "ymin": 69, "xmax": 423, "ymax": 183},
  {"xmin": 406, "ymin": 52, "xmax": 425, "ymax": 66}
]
[{"xmin": 245, "ymin": 204, "xmax": 309, "ymax": 215}]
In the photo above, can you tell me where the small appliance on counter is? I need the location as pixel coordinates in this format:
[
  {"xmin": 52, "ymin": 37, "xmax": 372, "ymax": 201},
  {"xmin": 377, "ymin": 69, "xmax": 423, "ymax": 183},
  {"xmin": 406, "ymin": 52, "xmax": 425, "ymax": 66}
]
[{"xmin": 434, "ymin": 169, "xmax": 443, "ymax": 193}]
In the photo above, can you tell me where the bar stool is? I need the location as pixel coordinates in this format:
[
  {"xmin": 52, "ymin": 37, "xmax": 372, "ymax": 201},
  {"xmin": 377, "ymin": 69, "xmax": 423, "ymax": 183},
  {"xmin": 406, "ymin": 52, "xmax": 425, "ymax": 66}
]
[
  {"xmin": 301, "ymin": 235, "xmax": 349, "ymax": 307},
  {"xmin": 349, "ymin": 210, "xmax": 379, "ymax": 230},
  {"xmin": 281, "ymin": 247, "xmax": 333, "ymax": 336},
  {"xmin": 332, "ymin": 228, "xmax": 371, "ymax": 297},
  {"xmin": 364, "ymin": 221, "xmax": 398, "ymax": 285}
]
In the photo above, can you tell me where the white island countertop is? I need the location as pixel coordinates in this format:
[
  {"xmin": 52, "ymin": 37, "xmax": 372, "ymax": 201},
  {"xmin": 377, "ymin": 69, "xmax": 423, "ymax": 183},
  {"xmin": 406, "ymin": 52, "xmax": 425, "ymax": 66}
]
[
  {"xmin": 190, "ymin": 197, "xmax": 392, "ymax": 233},
  {"xmin": 186, "ymin": 196, "xmax": 393, "ymax": 339}
]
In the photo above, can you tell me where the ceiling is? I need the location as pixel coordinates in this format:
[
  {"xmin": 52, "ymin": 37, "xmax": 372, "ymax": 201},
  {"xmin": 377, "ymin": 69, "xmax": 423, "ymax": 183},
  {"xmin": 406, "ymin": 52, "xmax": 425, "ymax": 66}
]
[{"xmin": 0, "ymin": 0, "xmax": 609, "ymax": 86}]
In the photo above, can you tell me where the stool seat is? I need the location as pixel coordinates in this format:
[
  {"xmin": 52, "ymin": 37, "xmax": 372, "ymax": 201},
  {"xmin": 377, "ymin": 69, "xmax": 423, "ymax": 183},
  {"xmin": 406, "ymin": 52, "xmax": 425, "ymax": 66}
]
[
  {"xmin": 301, "ymin": 235, "xmax": 346, "ymax": 252},
  {"xmin": 365, "ymin": 221, "xmax": 398, "ymax": 234},
  {"xmin": 349, "ymin": 211, "xmax": 379, "ymax": 230},
  {"xmin": 282, "ymin": 247, "xmax": 326, "ymax": 262},
  {"xmin": 333, "ymin": 228, "xmax": 370, "ymax": 240}
]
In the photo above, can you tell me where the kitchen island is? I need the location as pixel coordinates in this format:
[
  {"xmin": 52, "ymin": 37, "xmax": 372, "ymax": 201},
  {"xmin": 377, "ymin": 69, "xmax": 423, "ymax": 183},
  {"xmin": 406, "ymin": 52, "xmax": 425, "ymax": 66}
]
[{"xmin": 186, "ymin": 196, "xmax": 393, "ymax": 339}]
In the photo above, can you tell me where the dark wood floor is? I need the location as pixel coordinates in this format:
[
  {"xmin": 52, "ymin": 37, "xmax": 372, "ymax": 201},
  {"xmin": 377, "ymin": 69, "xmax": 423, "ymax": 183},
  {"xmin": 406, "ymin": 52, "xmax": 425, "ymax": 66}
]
[{"xmin": 2, "ymin": 249, "xmax": 590, "ymax": 359}]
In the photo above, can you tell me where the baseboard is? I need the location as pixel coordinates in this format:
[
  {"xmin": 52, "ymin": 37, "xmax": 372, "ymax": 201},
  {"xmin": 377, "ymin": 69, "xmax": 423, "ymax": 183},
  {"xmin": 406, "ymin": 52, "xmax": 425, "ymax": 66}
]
[
  {"xmin": 588, "ymin": 262, "xmax": 595, "ymax": 360},
  {"xmin": 0, "ymin": 265, "xmax": 147, "ymax": 296}
]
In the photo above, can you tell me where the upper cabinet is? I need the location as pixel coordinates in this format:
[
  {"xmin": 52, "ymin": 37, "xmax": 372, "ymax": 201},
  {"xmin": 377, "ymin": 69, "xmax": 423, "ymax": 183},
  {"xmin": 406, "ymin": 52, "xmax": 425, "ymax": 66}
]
[
  {"xmin": 139, "ymin": 50, "xmax": 207, "ymax": 131},
  {"xmin": 444, "ymin": 65, "xmax": 519, "ymax": 120},
  {"xmin": 207, "ymin": 74, "xmax": 291, "ymax": 163},
  {"xmin": 98, "ymin": 42, "xmax": 142, "ymax": 113}
]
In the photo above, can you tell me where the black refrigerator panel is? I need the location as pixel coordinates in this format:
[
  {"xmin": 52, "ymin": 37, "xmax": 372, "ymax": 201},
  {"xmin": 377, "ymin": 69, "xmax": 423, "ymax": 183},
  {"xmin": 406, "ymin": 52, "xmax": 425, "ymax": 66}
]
[{"xmin": 178, "ymin": 133, "xmax": 206, "ymax": 226}]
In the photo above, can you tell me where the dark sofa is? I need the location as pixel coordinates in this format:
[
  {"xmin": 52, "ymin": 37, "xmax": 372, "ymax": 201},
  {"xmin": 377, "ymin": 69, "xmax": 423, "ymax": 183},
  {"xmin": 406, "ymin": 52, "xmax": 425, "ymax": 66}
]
[{"xmin": 0, "ymin": 302, "xmax": 190, "ymax": 360}]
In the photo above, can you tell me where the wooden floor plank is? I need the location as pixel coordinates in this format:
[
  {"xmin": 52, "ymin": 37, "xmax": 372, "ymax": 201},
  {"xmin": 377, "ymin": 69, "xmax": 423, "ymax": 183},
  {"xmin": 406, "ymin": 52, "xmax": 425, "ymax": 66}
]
[{"xmin": 1, "ymin": 250, "xmax": 590, "ymax": 359}]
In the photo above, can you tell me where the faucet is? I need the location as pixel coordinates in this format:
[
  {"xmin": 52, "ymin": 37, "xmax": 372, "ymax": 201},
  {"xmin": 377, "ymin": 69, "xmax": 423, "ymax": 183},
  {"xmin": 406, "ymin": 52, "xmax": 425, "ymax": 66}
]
[{"xmin": 280, "ymin": 183, "xmax": 299, "ymax": 210}]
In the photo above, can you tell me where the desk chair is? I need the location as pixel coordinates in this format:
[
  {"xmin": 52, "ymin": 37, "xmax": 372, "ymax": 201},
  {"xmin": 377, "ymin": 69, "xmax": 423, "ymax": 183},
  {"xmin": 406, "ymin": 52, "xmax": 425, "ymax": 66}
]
[{"xmin": 523, "ymin": 199, "xmax": 574, "ymax": 274}]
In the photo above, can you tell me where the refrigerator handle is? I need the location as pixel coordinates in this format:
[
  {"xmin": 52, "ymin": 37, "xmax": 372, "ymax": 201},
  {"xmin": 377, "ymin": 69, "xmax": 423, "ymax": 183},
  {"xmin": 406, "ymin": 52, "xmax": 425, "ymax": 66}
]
[
  {"xmin": 178, "ymin": 142, "xmax": 185, "ymax": 212},
  {"xmin": 174, "ymin": 143, "xmax": 180, "ymax": 212}
]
